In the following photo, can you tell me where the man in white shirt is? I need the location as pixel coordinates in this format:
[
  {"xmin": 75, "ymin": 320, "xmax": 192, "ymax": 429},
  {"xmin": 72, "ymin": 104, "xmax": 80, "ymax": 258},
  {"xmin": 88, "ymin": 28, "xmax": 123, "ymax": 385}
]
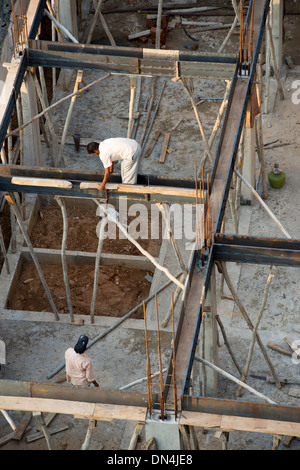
[
  {"xmin": 65, "ymin": 335, "xmax": 99, "ymax": 387},
  {"xmin": 87, "ymin": 137, "xmax": 141, "ymax": 190}
]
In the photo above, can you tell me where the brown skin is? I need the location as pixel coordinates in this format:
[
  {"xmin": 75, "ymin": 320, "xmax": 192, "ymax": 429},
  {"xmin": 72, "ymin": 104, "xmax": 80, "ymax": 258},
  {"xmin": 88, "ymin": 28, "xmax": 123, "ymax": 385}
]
[
  {"xmin": 91, "ymin": 380, "xmax": 99, "ymax": 387},
  {"xmin": 92, "ymin": 149, "xmax": 114, "ymax": 191}
]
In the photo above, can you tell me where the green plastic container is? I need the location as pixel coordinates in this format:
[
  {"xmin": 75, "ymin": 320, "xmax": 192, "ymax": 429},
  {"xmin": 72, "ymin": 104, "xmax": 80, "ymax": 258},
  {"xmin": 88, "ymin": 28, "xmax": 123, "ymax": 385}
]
[{"xmin": 268, "ymin": 170, "xmax": 286, "ymax": 189}]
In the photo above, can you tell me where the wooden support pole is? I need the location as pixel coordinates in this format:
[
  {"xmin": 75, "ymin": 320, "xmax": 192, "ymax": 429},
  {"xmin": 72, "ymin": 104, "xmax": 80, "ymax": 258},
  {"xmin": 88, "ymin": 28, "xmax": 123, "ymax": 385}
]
[
  {"xmin": 141, "ymin": 79, "xmax": 166, "ymax": 158},
  {"xmin": 216, "ymin": 314, "xmax": 242, "ymax": 375},
  {"xmin": 55, "ymin": 197, "xmax": 74, "ymax": 322},
  {"xmin": 1, "ymin": 410, "xmax": 17, "ymax": 431},
  {"xmin": 234, "ymin": 169, "xmax": 291, "ymax": 238},
  {"xmin": 92, "ymin": 0, "xmax": 116, "ymax": 46},
  {"xmin": 195, "ymin": 356, "xmax": 277, "ymax": 404},
  {"xmin": 180, "ymin": 78, "xmax": 214, "ymax": 164},
  {"xmin": 81, "ymin": 419, "xmax": 96, "ymax": 450},
  {"xmin": 220, "ymin": 261, "xmax": 281, "ymax": 389},
  {"xmin": 266, "ymin": 17, "xmax": 285, "ymax": 101},
  {"xmin": 59, "ymin": 70, "xmax": 83, "ymax": 167},
  {"xmin": 143, "ymin": 300, "xmax": 153, "ymax": 417},
  {"xmin": 0, "ymin": 224, "xmax": 10, "ymax": 274},
  {"xmin": 155, "ymin": 0, "xmax": 163, "ymax": 49},
  {"xmin": 5, "ymin": 194, "xmax": 60, "ymax": 321},
  {"xmin": 155, "ymin": 294, "xmax": 165, "ymax": 420},
  {"xmin": 127, "ymin": 76, "xmax": 137, "ymax": 138},
  {"xmin": 218, "ymin": 0, "xmax": 239, "ymax": 53},
  {"xmin": 128, "ymin": 423, "xmax": 144, "ymax": 450},
  {"xmin": 236, "ymin": 268, "xmax": 275, "ymax": 397},
  {"xmin": 90, "ymin": 216, "xmax": 108, "ymax": 323},
  {"xmin": 32, "ymin": 411, "xmax": 54, "ymax": 450},
  {"xmin": 200, "ymin": 80, "xmax": 231, "ymax": 170},
  {"xmin": 31, "ymin": 71, "xmax": 59, "ymax": 167}
]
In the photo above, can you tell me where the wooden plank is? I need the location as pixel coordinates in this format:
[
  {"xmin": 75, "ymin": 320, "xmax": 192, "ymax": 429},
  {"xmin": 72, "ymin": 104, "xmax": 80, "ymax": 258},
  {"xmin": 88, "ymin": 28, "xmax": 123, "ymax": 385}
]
[
  {"xmin": 26, "ymin": 425, "xmax": 69, "ymax": 443},
  {"xmin": 159, "ymin": 132, "xmax": 171, "ymax": 163},
  {"xmin": 180, "ymin": 411, "xmax": 300, "ymax": 437},
  {"xmin": 11, "ymin": 177, "xmax": 72, "ymax": 189},
  {"xmin": 0, "ymin": 396, "xmax": 147, "ymax": 422},
  {"xmin": 80, "ymin": 182, "xmax": 198, "ymax": 198},
  {"xmin": 144, "ymin": 130, "xmax": 161, "ymax": 158},
  {"xmin": 93, "ymin": 404, "xmax": 147, "ymax": 422}
]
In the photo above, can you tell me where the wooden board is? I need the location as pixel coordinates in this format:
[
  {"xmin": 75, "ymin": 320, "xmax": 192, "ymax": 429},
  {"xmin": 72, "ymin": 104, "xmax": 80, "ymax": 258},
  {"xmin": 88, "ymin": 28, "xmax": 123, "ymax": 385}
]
[
  {"xmin": 179, "ymin": 411, "xmax": 300, "ymax": 437},
  {"xmin": 159, "ymin": 132, "xmax": 171, "ymax": 164},
  {"xmin": 0, "ymin": 396, "xmax": 147, "ymax": 422},
  {"xmin": 11, "ymin": 177, "xmax": 73, "ymax": 189},
  {"xmin": 80, "ymin": 181, "xmax": 198, "ymax": 198}
]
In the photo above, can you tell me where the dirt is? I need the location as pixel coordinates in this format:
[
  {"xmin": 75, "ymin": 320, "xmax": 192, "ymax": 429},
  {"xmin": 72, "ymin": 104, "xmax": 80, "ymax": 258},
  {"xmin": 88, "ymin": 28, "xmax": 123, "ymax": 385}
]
[
  {"xmin": 8, "ymin": 263, "xmax": 153, "ymax": 318},
  {"xmin": 30, "ymin": 205, "xmax": 162, "ymax": 257}
]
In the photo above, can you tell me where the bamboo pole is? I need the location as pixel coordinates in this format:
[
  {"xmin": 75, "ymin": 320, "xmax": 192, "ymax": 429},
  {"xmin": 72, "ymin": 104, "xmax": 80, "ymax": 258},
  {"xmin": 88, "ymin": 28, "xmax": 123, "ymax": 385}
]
[
  {"xmin": 55, "ymin": 197, "xmax": 74, "ymax": 322},
  {"xmin": 44, "ymin": 9, "xmax": 78, "ymax": 43},
  {"xmin": 92, "ymin": 0, "xmax": 116, "ymax": 46},
  {"xmin": 157, "ymin": 203, "xmax": 188, "ymax": 275},
  {"xmin": 220, "ymin": 261, "xmax": 281, "ymax": 389},
  {"xmin": 1, "ymin": 410, "xmax": 17, "ymax": 431},
  {"xmin": 216, "ymin": 314, "xmax": 242, "ymax": 375},
  {"xmin": 5, "ymin": 74, "xmax": 111, "ymax": 139},
  {"xmin": 139, "ymin": 77, "xmax": 157, "ymax": 147},
  {"xmin": 127, "ymin": 76, "xmax": 137, "ymax": 138},
  {"xmin": 46, "ymin": 272, "xmax": 182, "ymax": 379},
  {"xmin": 141, "ymin": 79, "xmax": 166, "ymax": 157},
  {"xmin": 119, "ymin": 368, "xmax": 167, "ymax": 391},
  {"xmin": 5, "ymin": 194, "xmax": 60, "ymax": 321},
  {"xmin": 90, "ymin": 216, "xmax": 108, "ymax": 323},
  {"xmin": 0, "ymin": 224, "xmax": 10, "ymax": 274},
  {"xmin": 31, "ymin": 71, "xmax": 59, "ymax": 166},
  {"xmin": 236, "ymin": 268, "xmax": 275, "ymax": 396},
  {"xmin": 94, "ymin": 201, "xmax": 184, "ymax": 290},
  {"xmin": 155, "ymin": 0, "xmax": 163, "ymax": 49},
  {"xmin": 234, "ymin": 169, "xmax": 291, "ymax": 238},
  {"xmin": 195, "ymin": 356, "xmax": 277, "ymax": 404},
  {"xmin": 180, "ymin": 78, "xmax": 214, "ymax": 164},
  {"xmin": 59, "ymin": 70, "xmax": 83, "ymax": 166},
  {"xmin": 218, "ymin": 0, "xmax": 239, "ymax": 53},
  {"xmin": 266, "ymin": 17, "xmax": 285, "ymax": 101},
  {"xmin": 199, "ymin": 79, "xmax": 231, "ymax": 170},
  {"xmin": 81, "ymin": 420, "xmax": 96, "ymax": 450}
]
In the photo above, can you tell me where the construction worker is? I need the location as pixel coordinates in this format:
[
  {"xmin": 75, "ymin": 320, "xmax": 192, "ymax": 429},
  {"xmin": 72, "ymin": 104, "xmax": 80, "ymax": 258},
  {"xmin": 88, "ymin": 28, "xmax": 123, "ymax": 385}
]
[
  {"xmin": 87, "ymin": 137, "xmax": 141, "ymax": 190},
  {"xmin": 65, "ymin": 335, "xmax": 99, "ymax": 387}
]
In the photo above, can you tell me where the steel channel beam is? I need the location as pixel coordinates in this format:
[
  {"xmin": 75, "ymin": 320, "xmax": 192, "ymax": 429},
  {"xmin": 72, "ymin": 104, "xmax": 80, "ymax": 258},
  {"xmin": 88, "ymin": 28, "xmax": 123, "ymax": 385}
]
[
  {"xmin": 27, "ymin": 40, "xmax": 237, "ymax": 79},
  {"xmin": 213, "ymin": 243, "xmax": 300, "ymax": 266},
  {"xmin": 181, "ymin": 395, "xmax": 300, "ymax": 424}
]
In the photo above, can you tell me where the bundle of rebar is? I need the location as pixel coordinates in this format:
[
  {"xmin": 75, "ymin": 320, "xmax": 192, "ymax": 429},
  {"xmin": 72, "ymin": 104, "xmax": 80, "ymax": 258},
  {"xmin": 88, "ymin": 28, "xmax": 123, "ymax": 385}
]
[
  {"xmin": 239, "ymin": 0, "xmax": 255, "ymax": 76},
  {"xmin": 11, "ymin": 0, "xmax": 28, "ymax": 59}
]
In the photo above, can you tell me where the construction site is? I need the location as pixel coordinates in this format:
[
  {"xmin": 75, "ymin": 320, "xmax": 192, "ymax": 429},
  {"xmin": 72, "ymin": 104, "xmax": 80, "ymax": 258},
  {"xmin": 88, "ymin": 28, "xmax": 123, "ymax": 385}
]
[{"xmin": 0, "ymin": 0, "xmax": 300, "ymax": 452}]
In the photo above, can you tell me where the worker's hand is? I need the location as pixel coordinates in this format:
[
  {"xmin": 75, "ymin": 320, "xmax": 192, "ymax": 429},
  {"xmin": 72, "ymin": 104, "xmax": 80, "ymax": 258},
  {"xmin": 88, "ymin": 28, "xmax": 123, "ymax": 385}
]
[{"xmin": 97, "ymin": 184, "xmax": 105, "ymax": 191}]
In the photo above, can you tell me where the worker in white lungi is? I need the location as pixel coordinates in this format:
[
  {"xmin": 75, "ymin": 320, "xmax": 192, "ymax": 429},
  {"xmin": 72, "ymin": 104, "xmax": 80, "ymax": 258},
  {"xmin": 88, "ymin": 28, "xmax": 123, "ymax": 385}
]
[{"xmin": 87, "ymin": 138, "xmax": 141, "ymax": 191}]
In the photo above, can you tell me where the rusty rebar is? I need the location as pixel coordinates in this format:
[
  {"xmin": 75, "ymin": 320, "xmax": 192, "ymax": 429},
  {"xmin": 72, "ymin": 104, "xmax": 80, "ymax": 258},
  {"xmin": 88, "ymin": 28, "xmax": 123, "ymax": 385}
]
[
  {"xmin": 155, "ymin": 294, "xmax": 165, "ymax": 421},
  {"xmin": 143, "ymin": 300, "xmax": 152, "ymax": 418},
  {"xmin": 171, "ymin": 293, "xmax": 178, "ymax": 420}
]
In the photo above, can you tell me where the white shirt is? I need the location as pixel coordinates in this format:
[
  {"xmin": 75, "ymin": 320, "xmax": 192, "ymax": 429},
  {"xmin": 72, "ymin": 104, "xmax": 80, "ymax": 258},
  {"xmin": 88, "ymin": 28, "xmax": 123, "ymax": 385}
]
[{"xmin": 99, "ymin": 138, "xmax": 139, "ymax": 169}]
